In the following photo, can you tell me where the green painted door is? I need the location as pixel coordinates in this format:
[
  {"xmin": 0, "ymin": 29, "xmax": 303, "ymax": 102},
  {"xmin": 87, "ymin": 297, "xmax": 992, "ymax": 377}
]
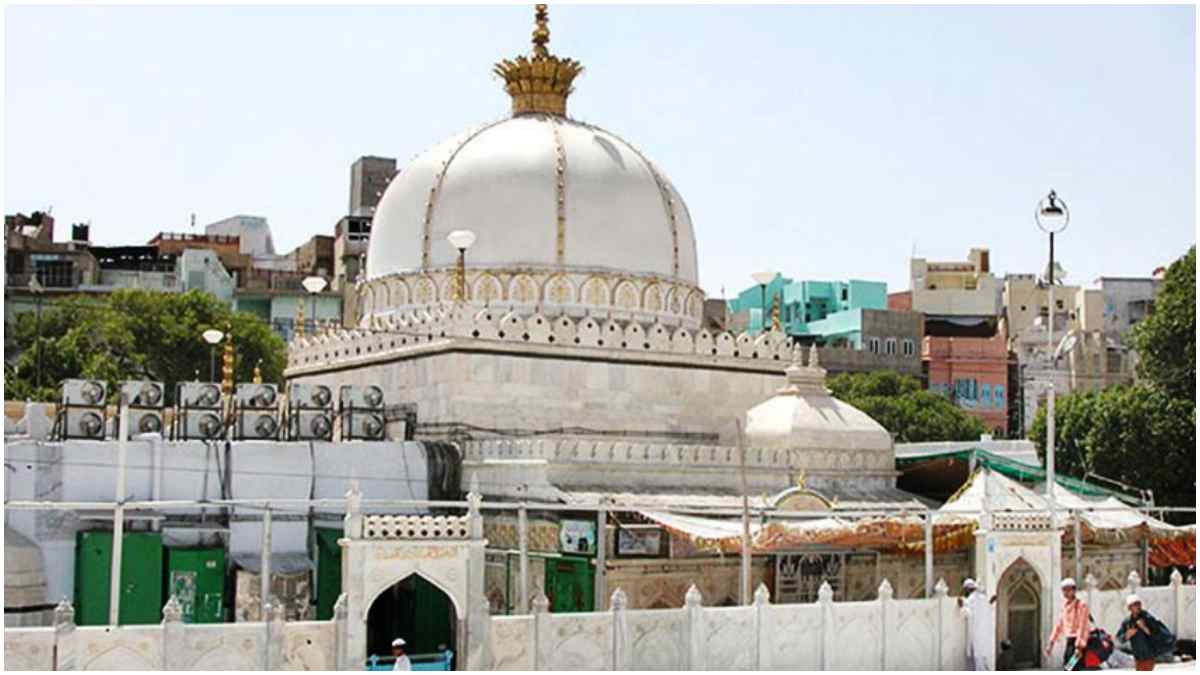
[
  {"xmin": 164, "ymin": 547, "xmax": 225, "ymax": 623},
  {"xmin": 544, "ymin": 556, "xmax": 594, "ymax": 613},
  {"xmin": 74, "ymin": 531, "xmax": 164, "ymax": 625},
  {"xmin": 366, "ymin": 575, "xmax": 455, "ymax": 660},
  {"xmin": 314, "ymin": 527, "xmax": 343, "ymax": 620}
]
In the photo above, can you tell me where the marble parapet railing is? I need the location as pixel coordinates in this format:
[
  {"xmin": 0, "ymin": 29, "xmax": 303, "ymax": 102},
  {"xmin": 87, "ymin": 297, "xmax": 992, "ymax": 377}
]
[
  {"xmin": 4, "ymin": 571, "xmax": 1192, "ymax": 670},
  {"xmin": 284, "ymin": 303, "xmax": 915, "ymax": 375},
  {"xmin": 485, "ymin": 570, "xmax": 1196, "ymax": 671},
  {"xmin": 462, "ymin": 438, "xmax": 895, "ymax": 473},
  {"xmin": 362, "ymin": 514, "xmax": 471, "ymax": 540}
]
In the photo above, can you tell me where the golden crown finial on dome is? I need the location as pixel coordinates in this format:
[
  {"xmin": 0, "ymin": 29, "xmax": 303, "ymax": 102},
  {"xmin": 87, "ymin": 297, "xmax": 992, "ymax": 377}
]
[{"xmin": 493, "ymin": 4, "xmax": 583, "ymax": 116}]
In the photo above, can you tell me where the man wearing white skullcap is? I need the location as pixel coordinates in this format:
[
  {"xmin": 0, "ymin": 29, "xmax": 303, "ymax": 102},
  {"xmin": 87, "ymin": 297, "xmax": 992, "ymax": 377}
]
[
  {"xmin": 1046, "ymin": 578, "xmax": 1091, "ymax": 670},
  {"xmin": 958, "ymin": 578, "xmax": 998, "ymax": 670},
  {"xmin": 391, "ymin": 638, "xmax": 411, "ymax": 671}
]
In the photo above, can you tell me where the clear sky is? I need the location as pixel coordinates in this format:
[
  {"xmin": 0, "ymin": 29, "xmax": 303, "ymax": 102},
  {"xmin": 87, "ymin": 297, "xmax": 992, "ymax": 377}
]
[{"xmin": 5, "ymin": 4, "xmax": 1195, "ymax": 296}]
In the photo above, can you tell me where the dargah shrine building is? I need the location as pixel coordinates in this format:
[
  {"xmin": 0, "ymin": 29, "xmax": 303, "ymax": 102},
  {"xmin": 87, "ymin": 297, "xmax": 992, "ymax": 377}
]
[{"xmin": 285, "ymin": 4, "xmax": 1194, "ymax": 660}]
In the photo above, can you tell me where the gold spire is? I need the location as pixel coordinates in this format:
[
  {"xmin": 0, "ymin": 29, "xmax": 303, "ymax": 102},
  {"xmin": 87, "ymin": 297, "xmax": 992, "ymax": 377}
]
[
  {"xmin": 493, "ymin": 4, "xmax": 583, "ymax": 116},
  {"xmin": 221, "ymin": 323, "xmax": 235, "ymax": 396}
]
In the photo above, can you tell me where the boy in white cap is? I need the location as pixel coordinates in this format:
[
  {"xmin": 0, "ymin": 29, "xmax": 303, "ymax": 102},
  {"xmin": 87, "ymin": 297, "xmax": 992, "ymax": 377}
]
[
  {"xmin": 1117, "ymin": 594, "xmax": 1174, "ymax": 671},
  {"xmin": 958, "ymin": 578, "xmax": 998, "ymax": 670},
  {"xmin": 1045, "ymin": 578, "xmax": 1090, "ymax": 670},
  {"xmin": 391, "ymin": 638, "xmax": 411, "ymax": 671}
]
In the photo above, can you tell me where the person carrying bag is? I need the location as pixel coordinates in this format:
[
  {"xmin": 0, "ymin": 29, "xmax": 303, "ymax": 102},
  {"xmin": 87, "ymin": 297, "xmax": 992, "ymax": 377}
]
[{"xmin": 1116, "ymin": 594, "xmax": 1177, "ymax": 671}]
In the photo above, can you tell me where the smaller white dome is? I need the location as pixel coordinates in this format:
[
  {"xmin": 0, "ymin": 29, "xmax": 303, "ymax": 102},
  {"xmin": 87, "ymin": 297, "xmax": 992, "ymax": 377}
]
[{"xmin": 745, "ymin": 351, "xmax": 893, "ymax": 455}]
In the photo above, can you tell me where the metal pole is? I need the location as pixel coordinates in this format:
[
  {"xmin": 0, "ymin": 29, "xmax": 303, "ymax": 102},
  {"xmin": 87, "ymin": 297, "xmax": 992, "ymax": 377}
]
[
  {"xmin": 758, "ymin": 284, "xmax": 766, "ymax": 334},
  {"xmin": 34, "ymin": 293, "xmax": 43, "ymax": 390},
  {"xmin": 261, "ymin": 505, "xmax": 273, "ymax": 620},
  {"xmin": 209, "ymin": 345, "xmax": 216, "ymax": 382},
  {"xmin": 924, "ymin": 511, "xmax": 934, "ymax": 598},
  {"xmin": 736, "ymin": 418, "xmax": 752, "ymax": 605},
  {"xmin": 109, "ymin": 396, "xmax": 130, "ymax": 625},
  {"xmin": 594, "ymin": 498, "xmax": 607, "ymax": 609},
  {"xmin": 1046, "ymin": 231, "xmax": 1057, "ymax": 528},
  {"xmin": 1073, "ymin": 510, "xmax": 1083, "ymax": 583},
  {"xmin": 518, "ymin": 502, "xmax": 530, "ymax": 614}
]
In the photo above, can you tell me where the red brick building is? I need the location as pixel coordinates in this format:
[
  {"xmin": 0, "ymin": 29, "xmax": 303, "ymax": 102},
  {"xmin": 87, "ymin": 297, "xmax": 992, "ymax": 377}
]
[{"xmin": 922, "ymin": 328, "xmax": 1010, "ymax": 435}]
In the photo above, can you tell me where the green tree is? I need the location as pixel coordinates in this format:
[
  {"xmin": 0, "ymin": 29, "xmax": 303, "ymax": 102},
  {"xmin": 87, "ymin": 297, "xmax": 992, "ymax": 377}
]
[
  {"xmin": 827, "ymin": 370, "xmax": 989, "ymax": 442},
  {"xmin": 1029, "ymin": 384, "xmax": 1195, "ymax": 511},
  {"xmin": 5, "ymin": 289, "xmax": 287, "ymax": 403},
  {"xmin": 1130, "ymin": 245, "xmax": 1195, "ymax": 400}
]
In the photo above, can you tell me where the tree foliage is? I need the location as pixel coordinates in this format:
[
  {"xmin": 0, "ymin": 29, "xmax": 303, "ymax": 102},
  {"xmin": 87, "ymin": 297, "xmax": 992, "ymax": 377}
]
[
  {"xmin": 1131, "ymin": 245, "xmax": 1195, "ymax": 401},
  {"xmin": 4, "ymin": 289, "xmax": 287, "ymax": 404},
  {"xmin": 1029, "ymin": 384, "xmax": 1195, "ymax": 510},
  {"xmin": 826, "ymin": 370, "xmax": 989, "ymax": 443}
]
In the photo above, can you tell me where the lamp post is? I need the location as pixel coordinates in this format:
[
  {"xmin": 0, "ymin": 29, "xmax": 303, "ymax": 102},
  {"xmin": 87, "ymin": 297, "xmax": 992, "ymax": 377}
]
[
  {"xmin": 27, "ymin": 277, "xmax": 44, "ymax": 391},
  {"xmin": 1035, "ymin": 189, "xmax": 1069, "ymax": 525},
  {"xmin": 750, "ymin": 271, "xmax": 774, "ymax": 335},
  {"xmin": 201, "ymin": 328, "xmax": 224, "ymax": 383},
  {"xmin": 302, "ymin": 276, "xmax": 328, "ymax": 335},
  {"xmin": 446, "ymin": 230, "xmax": 477, "ymax": 303}
]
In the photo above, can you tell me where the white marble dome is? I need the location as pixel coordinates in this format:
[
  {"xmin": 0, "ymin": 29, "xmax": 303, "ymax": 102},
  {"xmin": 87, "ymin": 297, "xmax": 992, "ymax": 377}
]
[
  {"xmin": 745, "ymin": 352, "xmax": 894, "ymax": 458},
  {"xmin": 368, "ymin": 114, "xmax": 697, "ymax": 284}
]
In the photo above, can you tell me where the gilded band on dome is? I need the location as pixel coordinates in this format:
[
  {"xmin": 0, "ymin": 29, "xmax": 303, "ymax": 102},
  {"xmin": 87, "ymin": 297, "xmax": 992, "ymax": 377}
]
[{"xmin": 493, "ymin": 5, "xmax": 584, "ymax": 116}]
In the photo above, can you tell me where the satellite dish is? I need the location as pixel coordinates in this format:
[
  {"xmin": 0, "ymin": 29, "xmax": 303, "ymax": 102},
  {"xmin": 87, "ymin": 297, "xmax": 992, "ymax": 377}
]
[{"xmin": 1054, "ymin": 330, "xmax": 1079, "ymax": 361}]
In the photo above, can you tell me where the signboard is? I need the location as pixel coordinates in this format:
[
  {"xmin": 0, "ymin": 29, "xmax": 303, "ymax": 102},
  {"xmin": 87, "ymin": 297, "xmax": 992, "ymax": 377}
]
[
  {"xmin": 616, "ymin": 527, "xmax": 664, "ymax": 557},
  {"xmin": 559, "ymin": 519, "xmax": 596, "ymax": 555}
]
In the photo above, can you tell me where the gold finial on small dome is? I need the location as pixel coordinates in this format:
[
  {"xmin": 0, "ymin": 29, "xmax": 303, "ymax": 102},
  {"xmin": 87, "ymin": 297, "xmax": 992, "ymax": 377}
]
[{"xmin": 493, "ymin": 4, "xmax": 584, "ymax": 116}]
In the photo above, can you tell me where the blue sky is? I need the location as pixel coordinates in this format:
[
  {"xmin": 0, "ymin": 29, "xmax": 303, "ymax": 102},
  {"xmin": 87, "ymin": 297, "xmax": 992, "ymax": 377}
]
[{"xmin": 5, "ymin": 4, "xmax": 1195, "ymax": 295}]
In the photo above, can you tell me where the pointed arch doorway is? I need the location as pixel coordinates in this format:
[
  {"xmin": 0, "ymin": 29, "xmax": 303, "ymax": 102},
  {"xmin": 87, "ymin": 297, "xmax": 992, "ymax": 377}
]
[
  {"xmin": 996, "ymin": 558, "xmax": 1042, "ymax": 669},
  {"xmin": 366, "ymin": 573, "xmax": 457, "ymax": 668}
]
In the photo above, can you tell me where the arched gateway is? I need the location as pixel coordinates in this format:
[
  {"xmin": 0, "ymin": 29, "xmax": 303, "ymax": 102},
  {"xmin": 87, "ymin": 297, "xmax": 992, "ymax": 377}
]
[{"xmin": 337, "ymin": 484, "xmax": 489, "ymax": 670}]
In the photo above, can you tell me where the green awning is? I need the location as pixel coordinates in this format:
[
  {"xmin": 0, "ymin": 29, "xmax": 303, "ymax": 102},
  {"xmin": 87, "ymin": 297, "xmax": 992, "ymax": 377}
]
[{"xmin": 895, "ymin": 447, "xmax": 1143, "ymax": 505}]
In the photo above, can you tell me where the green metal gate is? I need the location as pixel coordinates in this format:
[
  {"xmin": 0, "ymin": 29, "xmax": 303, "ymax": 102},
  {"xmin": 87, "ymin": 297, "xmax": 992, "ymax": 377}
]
[
  {"xmin": 314, "ymin": 527, "xmax": 343, "ymax": 620},
  {"xmin": 164, "ymin": 546, "xmax": 225, "ymax": 623},
  {"xmin": 74, "ymin": 530, "xmax": 164, "ymax": 625},
  {"xmin": 544, "ymin": 555, "xmax": 594, "ymax": 613}
]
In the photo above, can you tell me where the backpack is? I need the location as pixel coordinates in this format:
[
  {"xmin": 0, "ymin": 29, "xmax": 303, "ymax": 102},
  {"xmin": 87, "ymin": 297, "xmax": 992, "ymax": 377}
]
[{"xmin": 1084, "ymin": 628, "xmax": 1115, "ymax": 668}]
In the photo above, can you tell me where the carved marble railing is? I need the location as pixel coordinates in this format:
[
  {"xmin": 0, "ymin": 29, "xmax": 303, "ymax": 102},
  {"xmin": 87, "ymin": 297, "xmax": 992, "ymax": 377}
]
[
  {"xmin": 485, "ymin": 570, "xmax": 1197, "ymax": 671},
  {"xmin": 362, "ymin": 514, "xmax": 470, "ymax": 540},
  {"xmin": 285, "ymin": 303, "xmax": 914, "ymax": 375},
  {"xmin": 341, "ymin": 479, "xmax": 485, "ymax": 542},
  {"xmin": 462, "ymin": 438, "xmax": 895, "ymax": 473},
  {"xmin": 3, "ymin": 594, "xmax": 350, "ymax": 671},
  {"xmin": 993, "ymin": 512, "xmax": 1053, "ymax": 531}
]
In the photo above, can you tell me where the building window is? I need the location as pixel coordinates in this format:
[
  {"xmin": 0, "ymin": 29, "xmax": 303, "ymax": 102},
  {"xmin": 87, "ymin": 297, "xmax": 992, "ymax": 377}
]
[
  {"xmin": 901, "ymin": 339, "xmax": 915, "ymax": 356},
  {"xmin": 1056, "ymin": 299, "xmax": 1064, "ymax": 309},
  {"xmin": 884, "ymin": 338, "xmax": 897, "ymax": 355},
  {"xmin": 868, "ymin": 337, "xmax": 880, "ymax": 353},
  {"xmin": 841, "ymin": 288, "xmax": 848, "ymax": 301},
  {"xmin": 981, "ymin": 384, "xmax": 992, "ymax": 408},
  {"xmin": 994, "ymin": 385, "xmax": 1006, "ymax": 406}
]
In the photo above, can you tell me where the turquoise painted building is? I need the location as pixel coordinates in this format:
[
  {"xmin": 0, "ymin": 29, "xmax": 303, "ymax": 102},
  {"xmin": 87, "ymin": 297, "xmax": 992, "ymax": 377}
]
[{"xmin": 727, "ymin": 276, "xmax": 888, "ymax": 347}]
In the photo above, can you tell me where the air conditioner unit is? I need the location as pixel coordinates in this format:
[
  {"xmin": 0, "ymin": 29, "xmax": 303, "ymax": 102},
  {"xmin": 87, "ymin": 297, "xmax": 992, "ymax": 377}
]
[
  {"xmin": 120, "ymin": 380, "xmax": 164, "ymax": 408},
  {"xmin": 178, "ymin": 382, "xmax": 223, "ymax": 409},
  {"xmin": 181, "ymin": 411, "xmax": 225, "ymax": 441},
  {"xmin": 237, "ymin": 410, "xmax": 280, "ymax": 440},
  {"xmin": 288, "ymin": 384, "xmax": 333, "ymax": 410},
  {"xmin": 236, "ymin": 383, "xmax": 279, "ymax": 410},
  {"xmin": 344, "ymin": 411, "xmax": 386, "ymax": 441},
  {"xmin": 290, "ymin": 411, "xmax": 333, "ymax": 441},
  {"xmin": 126, "ymin": 409, "xmax": 165, "ymax": 438},
  {"xmin": 66, "ymin": 409, "xmax": 106, "ymax": 440},
  {"xmin": 61, "ymin": 379, "xmax": 106, "ymax": 407},
  {"xmin": 339, "ymin": 385, "xmax": 384, "ymax": 410}
]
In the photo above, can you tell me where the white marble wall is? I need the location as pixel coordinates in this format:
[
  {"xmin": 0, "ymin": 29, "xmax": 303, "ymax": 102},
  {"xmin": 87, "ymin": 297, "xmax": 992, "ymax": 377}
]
[{"xmin": 6, "ymin": 571, "xmax": 1192, "ymax": 670}]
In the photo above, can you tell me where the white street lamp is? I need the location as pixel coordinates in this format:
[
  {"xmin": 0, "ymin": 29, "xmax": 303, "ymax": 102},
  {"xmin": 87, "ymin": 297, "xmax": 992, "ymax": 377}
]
[
  {"xmin": 447, "ymin": 230, "xmax": 477, "ymax": 303},
  {"xmin": 201, "ymin": 329, "xmax": 225, "ymax": 382},
  {"xmin": 1034, "ymin": 189, "xmax": 1069, "ymax": 529},
  {"xmin": 750, "ymin": 272, "xmax": 774, "ymax": 334},
  {"xmin": 302, "ymin": 276, "xmax": 328, "ymax": 334}
]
